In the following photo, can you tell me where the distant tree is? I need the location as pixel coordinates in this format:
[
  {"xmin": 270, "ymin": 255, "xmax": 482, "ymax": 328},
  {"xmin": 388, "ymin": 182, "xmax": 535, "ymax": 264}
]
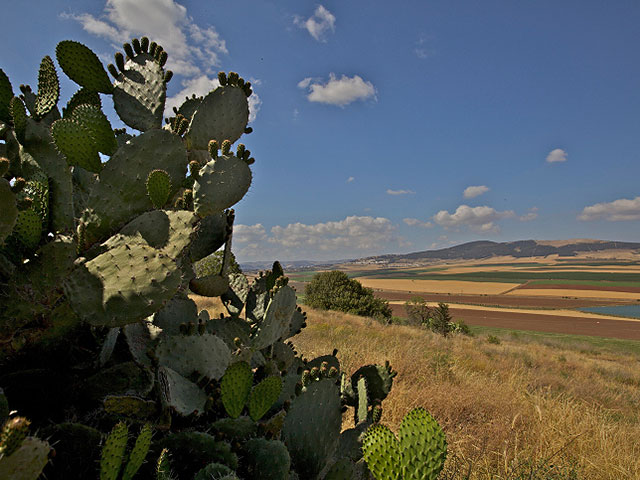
[
  {"xmin": 304, "ymin": 270, "xmax": 392, "ymax": 322},
  {"xmin": 194, "ymin": 250, "xmax": 242, "ymax": 278},
  {"xmin": 404, "ymin": 296, "xmax": 432, "ymax": 326},
  {"xmin": 431, "ymin": 302, "xmax": 454, "ymax": 337}
]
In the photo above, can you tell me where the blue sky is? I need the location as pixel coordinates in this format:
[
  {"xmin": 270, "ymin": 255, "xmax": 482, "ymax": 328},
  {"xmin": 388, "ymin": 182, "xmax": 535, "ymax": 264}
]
[{"xmin": 2, "ymin": 1, "xmax": 640, "ymax": 261}]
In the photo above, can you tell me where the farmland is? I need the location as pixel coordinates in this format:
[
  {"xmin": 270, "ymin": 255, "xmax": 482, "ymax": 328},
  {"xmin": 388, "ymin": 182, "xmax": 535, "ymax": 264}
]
[{"xmin": 288, "ymin": 255, "xmax": 640, "ymax": 340}]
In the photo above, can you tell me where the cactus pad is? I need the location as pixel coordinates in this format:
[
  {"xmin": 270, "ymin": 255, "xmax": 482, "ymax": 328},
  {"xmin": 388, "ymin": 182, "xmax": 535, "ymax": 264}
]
[
  {"xmin": 146, "ymin": 169, "xmax": 172, "ymax": 208},
  {"xmin": 361, "ymin": 424, "xmax": 402, "ymax": 480},
  {"xmin": 56, "ymin": 40, "xmax": 113, "ymax": 93},
  {"xmin": 186, "ymin": 85, "xmax": 249, "ymax": 150},
  {"xmin": 248, "ymin": 375, "xmax": 282, "ymax": 421},
  {"xmin": 113, "ymin": 52, "xmax": 166, "ymax": 131},
  {"xmin": 0, "ymin": 69, "xmax": 13, "ymax": 123},
  {"xmin": 189, "ymin": 274, "xmax": 229, "ymax": 297},
  {"xmin": 157, "ymin": 366, "xmax": 208, "ymax": 416},
  {"xmin": 397, "ymin": 407, "xmax": 447, "ymax": 480},
  {"xmin": 104, "ymin": 395, "xmax": 157, "ymax": 419},
  {"xmin": 100, "ymin": 422, "xmax": 128, "ymax": 480},
  {"xmin": 0, "ymin": 436, "xmax": 50, "ymax": 480},
  {"xmin": 71, "ymin": 104, "xmax": 117, "ymax": 155},
  {"xmin": 193, "ymin": 154, "xmax": 252, "ymax": 217},
  {"xmin": 220, "ymin": 361, "xmax": 253, "ymax": 418},
  {"xmin": 51, "ymin": 118, "xmax": 101, "ymax": 172},
  {"xmin": 242, "ymin": 438, "xmax": 290, "ymax": 480},
  {"xmin": 122, "ymin": 424, "xmax": 153, "ymax": 480},
  {"xmin": 35, "ymin": 56, "xmax": 59, "ymax": 119},
  {"xmin": 251, "ymin": 285, "xmax": 297, "ymax": 350},
  {"xmin": 12, "ymin": 209, "xmax": 42, "ymax": 250},
  {"xmin": 10, "ymin": 97, "xmax": 27, "ymax": 143},
  {"xmin": 156, "ymin": 333, "xmax": 231, "ymax": 381},
  {"xmin": 63, "ymin": 87, "xmax": 101, "ymax": 117},
  {"xmin": 0, "ymin": 179, "xmax": 18, "ymax": 245}
]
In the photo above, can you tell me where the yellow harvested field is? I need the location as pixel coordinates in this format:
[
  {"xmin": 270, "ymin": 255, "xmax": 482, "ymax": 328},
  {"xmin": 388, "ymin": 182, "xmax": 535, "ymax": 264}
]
[
  {"xmin": 387, "ymin": 301, "xmax": 640, "ymax": 322},
  {"xmin": 505, "ymin": 289, "xmax": 640, "ymax": 300},
  {"xmin": 355, "ymin": 278, "xmax": 520, "ymax": 295}
]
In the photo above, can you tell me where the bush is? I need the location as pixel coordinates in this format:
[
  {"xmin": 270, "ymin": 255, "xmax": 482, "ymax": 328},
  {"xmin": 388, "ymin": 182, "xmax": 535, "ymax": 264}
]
[
  {"xmin": 304, "ymin": 270, "xmax": 392, "ymax": 321},
  {"xmin": 404, "ymin": 296, "xmax": 431, "ymax": 326},
  {"xmin": 194, "ymin": 250, "xmax": 242, "ymax": 277},
  {"xmin": 431, "ymin": 302, "xmax": 454, "ymax": 337}
]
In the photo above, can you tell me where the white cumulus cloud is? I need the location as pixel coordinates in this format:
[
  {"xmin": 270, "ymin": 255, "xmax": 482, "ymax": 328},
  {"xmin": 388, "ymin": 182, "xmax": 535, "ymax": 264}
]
[
  {"xmin": 298, "ymin": 74, "xmax": 376, "ymax": 106},
  {"xmin": 387, "ymin": 189, "xmax": 415, "ymax": 195},
  {"xmin": 546, "ymin": 148, "xmax": 568, "ymax": 163},
  {"xmin": 463, "ymin": 185, "xmax": 489, "ymax": 199},
  {"xmin": 578, "ymin": 196, "xmax": 640, "ymax": 221},
  {"xmin": 403, "ymin": 218, "xmax": 433, "ymax": 228},
  {"xmin": 294, "ymin": 5, "xmax": 336, "ymax": 42},
  {"xmin": 347, "ymin": 176, "xmax": 355, "ymax": 183},
  {"xmin": 433, "ymin": 205, "xmax": 515, "ymax": 232}
]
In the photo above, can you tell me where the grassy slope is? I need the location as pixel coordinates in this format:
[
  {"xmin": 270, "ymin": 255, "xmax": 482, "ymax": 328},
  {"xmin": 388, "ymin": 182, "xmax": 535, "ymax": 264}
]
[{"xmin": 290, "ymin": 308, "xmax": 640, "ymax": 480}]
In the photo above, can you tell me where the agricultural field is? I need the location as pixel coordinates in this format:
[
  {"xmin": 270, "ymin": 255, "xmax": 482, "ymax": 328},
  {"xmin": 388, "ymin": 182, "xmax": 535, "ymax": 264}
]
[{"xmin": 288, "ymin": 256, "xmax": 640, "ymax": 340}]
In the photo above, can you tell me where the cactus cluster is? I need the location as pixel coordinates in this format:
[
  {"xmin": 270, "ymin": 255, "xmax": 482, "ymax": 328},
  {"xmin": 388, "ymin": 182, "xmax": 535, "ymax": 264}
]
[{"xmin": 0, "ymin": 36, "xmax": 445, "ymax": 479}]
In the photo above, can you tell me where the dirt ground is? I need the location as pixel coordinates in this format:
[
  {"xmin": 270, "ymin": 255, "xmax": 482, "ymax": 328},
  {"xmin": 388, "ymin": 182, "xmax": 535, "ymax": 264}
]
[{"xmin": 388, "ymin": 304, "xmax": 640, "ymax": 340}]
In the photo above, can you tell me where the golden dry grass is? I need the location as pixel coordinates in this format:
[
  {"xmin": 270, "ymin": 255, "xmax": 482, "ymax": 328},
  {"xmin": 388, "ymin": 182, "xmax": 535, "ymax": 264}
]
[{"xmin": 290, "ymin": 308, "xmax": 640, "ymax": 479}]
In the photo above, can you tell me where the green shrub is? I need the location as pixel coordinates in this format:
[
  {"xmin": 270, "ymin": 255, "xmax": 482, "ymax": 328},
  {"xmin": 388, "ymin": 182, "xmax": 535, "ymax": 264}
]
[
  {"xmin": 404, "ymin": 296, "xmax": 431, "ymax": 326},
  {"xmin": 194, "ymin": 250, "xmax": 242, "ymax": 278},
  {"xmin": 304, "ymin": 270, "xmax": 392, "ymax": 322},
  {"xmin": 487, "ymin": 334, "xmax": 502, "ymax": 345}
]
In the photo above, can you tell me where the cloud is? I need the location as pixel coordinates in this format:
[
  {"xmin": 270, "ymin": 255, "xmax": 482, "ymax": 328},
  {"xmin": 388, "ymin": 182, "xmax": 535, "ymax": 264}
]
[
  {"xmin": 387, "ymin": 189, "xmax": 415, "ymax": 195},
  {"xmin": 414, "ymin": 34, "xmax": 435, "ymax": 59},
  {"xmin": 578, "ymin": 196, "xmax": 640, "ymax": 221},
  {"xmin": 463, "ymin": 185, "xmax": 489, "ymax": 199},
  {"xmin": 347, "ymin": 176, "xmax": 355, "ymax": 183},
  {"xmin": 234, "ymin": 216, "xmax": 401, "ymax": 261},
  {"xmin": 403, "ymin": 218, "xmax": 433, "ymax": 228},
  {"xmin": 546, "ymin": 148, "xmax": 568, "ymax": 163},
  {"xmin": 520, "ymin": 207, "xmax": 538, "ymax": 222},
  {"xmin": 64, "ymin": 0, "xmax": 228, "ymax": 76},
  {"xmin": 294, "ymin": 5, "xmax": 336, "ymax": 42},
  {"xmin": 433, "ymin": 205, "xmax": 515, "ymax": 232},
  {"xmin": 298, "ymin": 74, "xmax": 376, "ymax": 106}
]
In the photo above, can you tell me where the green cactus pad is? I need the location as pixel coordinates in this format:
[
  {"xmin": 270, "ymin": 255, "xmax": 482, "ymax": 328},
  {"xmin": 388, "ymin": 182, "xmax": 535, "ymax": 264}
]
[
  {"xmin": 12, "ymin": 209, "xmax": 42, "ymax": 250},
  {"xmin": 251, "ymin": 285, "xmax": 297, "ymax": 350},
  {"xmin": 324, "ymin": 458, "xmax": 357, "ymax": 480},
  {"xmin": 122, "ymin": 424, "xmax": 153, "ymax": 480},
  {"xmin": 63, "ymin": 242, "xmax": 182, "ymax": 327},
  {"xmin": 104, "ymin": 395, "xmax": 157, "ymax": 419},
  {"xmin": 35, "ymin": 56, "xmax": 59, "ymax": 119},
  {"xmin": 210, "ymin": 416, "xmax": 257, "ymax": 442},
  {"xmin": 146, "ymin": 169, "xmax": 172, "ymax": 208},
  {"xmin": 221, "ymin": 272, "xmax": 249, "ymax": 316},
  {"xmin": 350, "ymin": 363, "xmax": 395, "ymax": 405},
  {"xmin": 113, "ymin": 52, "xmax": 166, "ymax": 131},
  {"xmin": 100, "ymin": 422, "xmax": 129, "ymax": 480},
  {"xmin": 204, "ymin": 315, "xmax": 251, "ymax": 350},
  {"xmin": 82, "ymin": 129, "xmax": 187, "ymax": 244},
  {"xmin": 10, "ymin": 97, "xmax": 27, "ymax": 143},
  {"xmin": 220, "ymin": 361, "xmax": 253, "ymax": 418},
  {"xmin": 361, "ymin": 424, "xmax": 402, "ymax": 480},
  {"xmin": 0, "ymin": 179, "xmax": 18, "ymax": 245},
  {"xmin": 122, "ymin": 322, "xmax": 154, "ymax": 368},
  {"xmin": 356, "ymin": 376, "xmax": 369, "ymax": 426},
  {"xmin": 0, "ymin": 417, "xmax": 30, "ymax": 457},
  {"xmin": 193, "ymin": 154, "xmax": 252, "ymax": 217},
  {"xmin": 152, "ymin": 293, "xmax": 199, "ymax": 335},
  {"xmin": 282, "ymin": 378, "xmax": 342, "ymax": 478},
  {"xmin": 51, "ymin": 118, "xmax": 101, "ymax": 172},
  {"xmin": 176, "ymin": 94, "xmax": 203, "ymax": 123},
  {"xmin": 71, "ymin": 103, "xmax": 117, "ymax": 155},
  {"xmin": 397, "ymin": 407, "xmax": 447, "ymax": 480},
  {"xmin": 155, "ymin": 448, "xmax": 172, "ymax": 480},
  {"xmin": 0, "ymin": 436, "xmax": 50, "ymax": 480},
  {"xmin": 156, "ymin": 333, "xmax": 231, "ymax": 381},
  {"xmin": 98, "ymin": 327, "xmax": 120, "ymax": 367},
  {"xmin": 0, "ymin": 69, "xmax": 13, "ymax": 123},
  {"xmin": 248, "ymin": 375, "xmax": 282, "ymax": 421},
  {"xmin": 185, "ymin": 85, "xmax": 249, "ymax": 150},
  {"xmin": 157, "ymin": 366, "xmax": 208, "ymax": 416},
  {"xmin": 242, "ymin": 438, "xmax": 290, "ymax": 480},
  {"xmin": 189, "ymin": 273, "xmax": 229, "ymax": 297},
  {"xmin": 41, "ymin": 423, "xmax": 102, "ymax": 478},
  {"xmin": 189, "ymin": 211, "xmax": 229, "ymax": 262},
  {"xmin": 63, "ymin": 87, "xmax": 101, "ymax": 117},
  {"xmin": 56, "ymin": 40, "xmax": 113, "ymax": 93}
]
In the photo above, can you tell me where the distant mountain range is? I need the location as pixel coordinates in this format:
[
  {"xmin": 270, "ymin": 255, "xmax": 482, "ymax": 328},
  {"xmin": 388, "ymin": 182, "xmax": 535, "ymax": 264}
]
[{"xmin": 360, "ymin": 239, "xmax": 640, "ymax": 263}]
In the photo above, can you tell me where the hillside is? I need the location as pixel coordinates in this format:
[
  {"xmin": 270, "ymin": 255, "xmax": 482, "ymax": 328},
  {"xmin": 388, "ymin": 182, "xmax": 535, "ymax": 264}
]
[{"xmin": 360, "ymin": 239, "xmax": 640, "ymax": 264}]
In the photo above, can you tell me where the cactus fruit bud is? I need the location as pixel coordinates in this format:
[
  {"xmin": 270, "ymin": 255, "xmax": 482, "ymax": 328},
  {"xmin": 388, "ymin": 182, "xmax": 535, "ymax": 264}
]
[
  {"xmin": 189, "ymin": 161, "xmax": 201, "ymax": 178},
  {"xmin": 208, "ymin": 140, "xmax": 219, "ymax": 158},
  {"xmin": 234, "ymin": 337, "xmax": 242, "ymax": 348},
  {"xmin": 372, "ymin": 405, "xmax": 383, "ymax": 423},
  {"xmin": 123, "ymin": 42, "xmax": 134, "ymax": 59},
  {"xmin": 221, "ymin": 139, "xmax": 231, "ymax": 155},
  {"xmin": 228, "ymin": 72, "xmax": 239, "ymax": 86},
  {"xmin": 164, "ymin": 70, "xmax": 173, "ymax": 83},
  {"xmin": 244, "ymin": 126, "xmax": 253, "ymax": 134},
  {"xmin": 0, "ymin": 416, "xmax": 30, "ymax": 457},
  {"xmin": 198, "ymin": 321, "xmax": 206, "ymax": 335},
  {"xmin": 301, "ymin": 370, "xmax": 310, "ymax": 387},
  {"xmin": 236, "ymin": 144, "xmax": 245, "ymax": 158},
  {"xmin": 11, "ymin": 177, "xmax": 26, "ymax": 193},
  {"xmin": 310, "ymin": 367, "xmax": 320, "ymax": 380},
  {"xmin": 16, "ymin": 197, "xmax": 33, "ymax": 210},
  {"xmin": 187, "ymin": 322, "xmax": 196, "ymax": 335},
  {"xmin": 0, "ymin": 157, "xmax": 9, "ymax": 177},
  {"xmin": 146, "ymin": 169, "xmax": 172, "ymax": 209},
  {"xmin": 328, "ymin": 366, "xmax": 338, "ymax": 378},
  {"xmin": 158, "ymin": 50, "xmax": 168, "ymax": 67},
  {"xmin": 140, "ymin": 36, "xmax": 149, "ymax": 52},
  {"xmin": 114, "ymin": 52, "xmax": 125, "ymax": 72},
  {"xmin": 107, "ymin": 64, "xmax": 119, "ymax": 79},
  {"xmin": 132, "ymin": 38, "xmax": 141, "ymax": 54},
  {"xmin": 178, "ymin": 116, "xmax": 189, "ymax": 136},
  {"xmin": 237, "ymin": 78, "xmax": 245, "ymax": 88},
  {"xmin": 149, "ymin": 41, "xmax": 158, "ymax": 56},
  {"xmin": 217, "ymin": 71, "xmax": 227, "ymax": 86}
]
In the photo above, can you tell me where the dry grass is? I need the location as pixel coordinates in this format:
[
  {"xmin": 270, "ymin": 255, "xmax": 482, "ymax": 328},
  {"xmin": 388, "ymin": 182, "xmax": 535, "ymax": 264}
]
[
  {"xmin": 290, "ymin": 308, "xmax": 640, "ymax": 479},
  {"xmin": 355, "ymin": 278, "xmax": 520, "ymax": 295}
]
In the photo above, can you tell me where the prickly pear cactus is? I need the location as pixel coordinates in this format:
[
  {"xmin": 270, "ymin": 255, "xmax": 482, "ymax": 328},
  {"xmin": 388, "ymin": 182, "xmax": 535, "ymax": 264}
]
[{"xmin": 0, "ymin": 36, "xmax": 434, "ymax": 480}]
